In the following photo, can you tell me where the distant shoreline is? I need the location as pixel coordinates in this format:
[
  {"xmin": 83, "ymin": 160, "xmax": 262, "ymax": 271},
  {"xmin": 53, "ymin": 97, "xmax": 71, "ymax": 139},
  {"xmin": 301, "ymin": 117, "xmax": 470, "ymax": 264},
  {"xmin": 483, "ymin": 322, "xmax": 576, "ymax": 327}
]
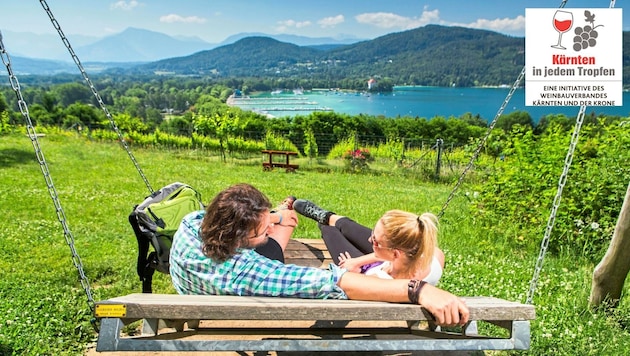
[{"xmin": 228, "ymin": 87, "xmax": 630, "ymax": 122}]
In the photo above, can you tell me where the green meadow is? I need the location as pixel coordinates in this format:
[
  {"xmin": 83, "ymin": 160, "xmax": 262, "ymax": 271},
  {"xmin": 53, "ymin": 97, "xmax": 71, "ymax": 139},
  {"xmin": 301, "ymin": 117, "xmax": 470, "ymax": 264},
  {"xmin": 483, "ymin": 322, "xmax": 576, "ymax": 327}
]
[{"xmin": 0, "ymin": 131, "xmax": 628, "ymax": 355}]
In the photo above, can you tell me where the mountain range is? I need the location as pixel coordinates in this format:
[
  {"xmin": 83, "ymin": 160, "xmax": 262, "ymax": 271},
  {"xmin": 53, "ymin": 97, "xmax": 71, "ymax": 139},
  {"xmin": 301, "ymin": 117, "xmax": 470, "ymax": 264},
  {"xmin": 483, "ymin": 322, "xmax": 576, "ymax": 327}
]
[
  {"xmin": 1, "ymin": 26, "xmax": 627, "ymax": 87},
  {"xmin": 1, "ymin": 27, "xmax": 363, "ymax": 63},
  {"xmin": 129, "ymin": 25, "xmax": 528, "ymax": 87}
]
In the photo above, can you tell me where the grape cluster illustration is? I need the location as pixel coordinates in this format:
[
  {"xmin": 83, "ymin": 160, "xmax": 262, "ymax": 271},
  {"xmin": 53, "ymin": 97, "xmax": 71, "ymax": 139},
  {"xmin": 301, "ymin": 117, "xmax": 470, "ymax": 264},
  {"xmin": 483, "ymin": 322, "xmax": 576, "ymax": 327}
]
[{"xmin": 572, "ymin": 10, "xmax": 602, "ymax": 52}]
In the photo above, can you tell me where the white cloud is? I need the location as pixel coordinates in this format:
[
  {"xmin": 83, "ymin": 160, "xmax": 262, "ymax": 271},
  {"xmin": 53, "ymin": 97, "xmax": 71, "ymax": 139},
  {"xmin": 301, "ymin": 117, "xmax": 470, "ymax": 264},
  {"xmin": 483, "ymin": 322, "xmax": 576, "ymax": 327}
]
[
  {"xmin": 355, "ymin": 7, "xmax": 524, "ymax": 35},
  {"xmin": 418, "ymin": 8, "xmax": 441, "ymax": 25},
  {"xmin": 355, "ymin": 9, "xmax": 440, "ymax": 30},
  {"xmin": 318, "ymin": 15, "xmax": 345, "ymax": 28},
  {"xmin": 110, "ymin": 1, "xmax": 140, "ymax": 11},
  {"xmin": 276, "ymin": 19, "xmax": 312, "ymax": 33},
  {"xmin": 160, "ymin": 14, "xmax": 207, "ymax": 24},
  {"xmin": 464, "ymin": 15, "xmax": 526, "ymax": 35}
]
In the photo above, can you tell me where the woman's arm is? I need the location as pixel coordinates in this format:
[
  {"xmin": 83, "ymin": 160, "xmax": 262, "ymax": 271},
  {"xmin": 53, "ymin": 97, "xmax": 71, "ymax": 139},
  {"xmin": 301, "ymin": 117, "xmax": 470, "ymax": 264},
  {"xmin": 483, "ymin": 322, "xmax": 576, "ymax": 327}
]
[{"xmin": 338, "ymin": 252, "xmax": 381, "ymax": 272}]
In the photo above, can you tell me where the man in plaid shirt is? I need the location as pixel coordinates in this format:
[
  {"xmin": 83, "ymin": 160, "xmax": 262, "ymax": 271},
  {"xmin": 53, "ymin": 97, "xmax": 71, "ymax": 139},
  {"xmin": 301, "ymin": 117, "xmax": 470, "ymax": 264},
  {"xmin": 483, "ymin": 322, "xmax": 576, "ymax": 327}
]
[{"xmin": 170, "ymin": 183, "xmax": 468, "ymax": 327}]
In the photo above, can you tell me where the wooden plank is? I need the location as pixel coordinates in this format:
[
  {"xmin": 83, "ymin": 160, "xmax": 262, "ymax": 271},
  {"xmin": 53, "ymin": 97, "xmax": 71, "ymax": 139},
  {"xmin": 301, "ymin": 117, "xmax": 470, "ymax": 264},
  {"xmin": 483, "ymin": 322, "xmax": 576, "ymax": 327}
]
[
  {"xmin": 97, "ymin": 294, "xmax": 535, "ymax": 322},
  {"xmin": 261, "ymin": 150, "xmax": 298, "ymax": 155},
  {"xmin": 284, "ymin": 238, "xmax": 332, "ymax": 267}
]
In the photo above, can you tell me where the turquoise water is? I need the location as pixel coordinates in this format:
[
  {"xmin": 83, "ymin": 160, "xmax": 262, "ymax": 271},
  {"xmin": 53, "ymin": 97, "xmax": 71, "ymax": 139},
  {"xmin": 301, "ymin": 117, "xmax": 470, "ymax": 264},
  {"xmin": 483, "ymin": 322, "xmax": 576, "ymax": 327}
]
[{"xmin": 233, "ymin": 87, "xmax": 630, "ymax": 122}]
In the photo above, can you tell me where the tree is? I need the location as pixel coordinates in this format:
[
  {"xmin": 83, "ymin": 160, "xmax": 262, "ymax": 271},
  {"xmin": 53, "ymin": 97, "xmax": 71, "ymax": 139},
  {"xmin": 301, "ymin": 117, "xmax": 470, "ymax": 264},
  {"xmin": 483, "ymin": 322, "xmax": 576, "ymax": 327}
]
[
  {"xmin": 589, "ymin": 181, "xmax": 630, "ymax": 308},
  {"xmin": 496, "ymin": 111, "xmax": 533, "ymax": 132},
  {"xmin": 303, "ymin": 128, "xmax": 318, "ymax": 161},
  {"xmin": 0, "ymin": 92, "xmax": 9, "ymax": 113},
  {"xmin": 52, "ymin": 82, "xmax": 93, "ymax": 107},
  {"xmin": 459, "ymin": 112, "xmax": 488, "ymax": 128},
  {"xmin": 63, "ymin": 103, "xmax": 103, "ymax": 128},
  {"xmin": 193, "ymin": 108, "xmax": 243, "ymax": 162},
  {"xmin": 41, "ymin": 92, "xmax": 58, "ymax": 113},
  {"xmin": 27, "ymin": 104, "xmax": 55, "ymax": 126},
  {"xmin": 0, "ymin": 110, "xmax": 10, "ymax": 134},
  {"xmin": 112, "ymin": 113, "xmax": 149, "ymax": 133}
]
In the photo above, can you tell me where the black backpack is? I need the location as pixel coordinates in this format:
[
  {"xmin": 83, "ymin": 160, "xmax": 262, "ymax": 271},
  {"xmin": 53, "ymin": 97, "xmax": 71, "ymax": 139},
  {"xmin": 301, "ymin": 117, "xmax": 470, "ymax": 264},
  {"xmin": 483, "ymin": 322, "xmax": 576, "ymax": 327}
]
[{"xmin": 129, "ymin": 182, "xmax": 204, "ymax": 293}]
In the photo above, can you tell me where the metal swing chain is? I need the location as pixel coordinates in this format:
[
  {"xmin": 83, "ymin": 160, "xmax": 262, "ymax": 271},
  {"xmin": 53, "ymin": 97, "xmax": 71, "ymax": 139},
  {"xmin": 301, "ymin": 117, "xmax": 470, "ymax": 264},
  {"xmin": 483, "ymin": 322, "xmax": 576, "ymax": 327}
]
[
  {"xmin": 438, "ymin": 67, "xmax": 526, "ymax": 218},
  {"xmin": 39, "ymin": 0, "xmax": 154, "ymax": 195},
  {"xmin": 526, "ymin": 0, "xmax": 617, "ymax": 305},
  {"xmin": 438, "ymin": 0, "xmax": 571, "ymax": 219},
  {"xmin": 0, "ymin": 32, "xmax": 99, "ymax": 331},
  {"xmin": 526, "ymin": 107, "xmax": 586, "ymax": 304}
]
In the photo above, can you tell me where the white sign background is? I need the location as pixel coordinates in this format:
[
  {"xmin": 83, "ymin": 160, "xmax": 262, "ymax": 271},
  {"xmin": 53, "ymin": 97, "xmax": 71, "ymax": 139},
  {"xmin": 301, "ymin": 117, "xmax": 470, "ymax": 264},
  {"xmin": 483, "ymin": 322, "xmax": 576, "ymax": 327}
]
[{"xmin": 525, "ymin": 8, "xmax": 622, "ymax": 107}]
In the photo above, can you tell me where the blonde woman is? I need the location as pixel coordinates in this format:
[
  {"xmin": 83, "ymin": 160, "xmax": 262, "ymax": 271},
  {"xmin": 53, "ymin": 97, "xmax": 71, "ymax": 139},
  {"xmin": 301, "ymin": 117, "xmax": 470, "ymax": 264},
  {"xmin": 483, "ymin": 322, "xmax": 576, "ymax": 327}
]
[{"xmin": 293, "ymin": 199, "xmax": 445, "ymax": 285}]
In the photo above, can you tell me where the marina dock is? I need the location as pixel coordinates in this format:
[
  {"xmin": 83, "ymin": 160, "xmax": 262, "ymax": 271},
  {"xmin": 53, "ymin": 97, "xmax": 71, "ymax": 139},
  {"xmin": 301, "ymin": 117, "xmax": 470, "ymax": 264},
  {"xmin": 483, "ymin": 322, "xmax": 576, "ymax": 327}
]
[{"xmin": 227, "ymin": 94, "xmax": 333, "ymax": 117}]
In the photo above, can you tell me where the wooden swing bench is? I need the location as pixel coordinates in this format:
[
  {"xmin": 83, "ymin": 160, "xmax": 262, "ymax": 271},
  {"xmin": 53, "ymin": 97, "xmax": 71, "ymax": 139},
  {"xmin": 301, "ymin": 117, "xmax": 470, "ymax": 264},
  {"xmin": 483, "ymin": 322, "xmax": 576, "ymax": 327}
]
[{"xmin": 95, "ymin": 239, "xmax": 535, "ymax": 353}]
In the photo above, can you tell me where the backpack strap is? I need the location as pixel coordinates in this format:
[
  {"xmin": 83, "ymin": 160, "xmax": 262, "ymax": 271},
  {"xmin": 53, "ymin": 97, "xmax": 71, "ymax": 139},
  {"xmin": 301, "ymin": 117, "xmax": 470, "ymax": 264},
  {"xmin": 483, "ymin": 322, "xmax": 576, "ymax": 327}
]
[
  {"xmin": 141, "ymin": 253, "xmax": 156, "ymax": 294},
  {"xmin": 129, "ymin": 210, "xmax": 155, "ymax": 293},
  {"xmin": 145, "ymin": 186, "xmax": 187, "ymax": 229},
  {"xmin": 146, "ymin": 207, "xmax": 166, "ymax": 229}
]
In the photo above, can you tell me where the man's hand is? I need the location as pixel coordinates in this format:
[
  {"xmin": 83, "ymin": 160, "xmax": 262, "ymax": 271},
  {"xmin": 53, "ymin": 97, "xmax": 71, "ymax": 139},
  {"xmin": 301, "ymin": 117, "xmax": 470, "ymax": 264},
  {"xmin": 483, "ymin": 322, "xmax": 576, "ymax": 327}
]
[
  {"xmin": 417, "ymin": 283, "xmax": 469, "ymax": 327},
  {"xmin": 276, "ymin": 209, "xmax": 298, "ymax": 227}
]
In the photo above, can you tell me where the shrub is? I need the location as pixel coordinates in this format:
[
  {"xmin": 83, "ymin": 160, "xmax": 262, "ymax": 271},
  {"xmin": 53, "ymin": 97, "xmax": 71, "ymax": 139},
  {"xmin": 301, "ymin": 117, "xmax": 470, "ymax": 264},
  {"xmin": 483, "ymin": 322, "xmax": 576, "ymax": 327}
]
[
  {"xmin": 342, "ymin": 148, "xmax": 373, "ymax": 172},
  {"xmin": 263, "ymin": 131, "xmax": 299, "ymax": 153},
  {"xmin": 471, "ymin": 120, "xmax": 630, "ymax": 259}
]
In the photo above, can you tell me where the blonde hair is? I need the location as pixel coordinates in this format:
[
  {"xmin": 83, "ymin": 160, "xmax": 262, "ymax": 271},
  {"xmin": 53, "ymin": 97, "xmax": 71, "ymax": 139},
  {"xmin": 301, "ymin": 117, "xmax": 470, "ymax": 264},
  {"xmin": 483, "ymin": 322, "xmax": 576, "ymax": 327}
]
[{"xmin": 379, "ymin": 210, "xmax": 438, "ymax": 273}]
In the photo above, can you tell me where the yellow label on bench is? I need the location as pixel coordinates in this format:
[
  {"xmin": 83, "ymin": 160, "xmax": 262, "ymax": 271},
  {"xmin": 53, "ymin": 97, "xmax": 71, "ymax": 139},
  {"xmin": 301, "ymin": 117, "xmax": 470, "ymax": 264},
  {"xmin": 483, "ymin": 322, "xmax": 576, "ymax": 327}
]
[{"xmin": 95, "ymin": 304, "xmax": 127, "ymax": 318}]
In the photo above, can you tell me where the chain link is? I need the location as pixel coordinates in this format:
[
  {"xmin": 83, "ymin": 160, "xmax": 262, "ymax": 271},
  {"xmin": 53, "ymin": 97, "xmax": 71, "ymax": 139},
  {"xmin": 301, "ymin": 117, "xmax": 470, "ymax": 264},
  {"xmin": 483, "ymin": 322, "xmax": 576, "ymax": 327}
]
[
  {"xmin": 1, "ymin": 32, "xmax": 99, "ymax": 331},
  {"xmin": 39, "ymin": 0, "xmax": 154, "ymax": 195}
]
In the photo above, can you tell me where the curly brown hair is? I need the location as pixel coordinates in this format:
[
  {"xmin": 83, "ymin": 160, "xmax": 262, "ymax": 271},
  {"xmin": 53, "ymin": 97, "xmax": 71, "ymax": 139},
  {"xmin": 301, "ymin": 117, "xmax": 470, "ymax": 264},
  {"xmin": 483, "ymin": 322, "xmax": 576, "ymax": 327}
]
[{"xmin": 200, "ymin": 183, "xmax": 271, "ymax": 263}]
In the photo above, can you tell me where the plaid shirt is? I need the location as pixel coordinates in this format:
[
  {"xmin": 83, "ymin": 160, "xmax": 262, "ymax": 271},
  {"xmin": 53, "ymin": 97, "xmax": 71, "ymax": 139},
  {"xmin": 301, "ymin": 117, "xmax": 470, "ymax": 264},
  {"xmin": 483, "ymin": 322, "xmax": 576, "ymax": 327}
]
[{"xmin": 170, "ymin": 211, "xmax": 348, "ymax": 299}]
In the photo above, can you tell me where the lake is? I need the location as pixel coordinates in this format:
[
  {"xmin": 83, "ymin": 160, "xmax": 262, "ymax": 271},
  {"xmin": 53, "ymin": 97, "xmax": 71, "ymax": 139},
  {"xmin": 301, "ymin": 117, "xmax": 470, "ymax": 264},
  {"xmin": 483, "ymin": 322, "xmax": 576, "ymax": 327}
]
[{"xmin": 231, "ymin": 86, "xmax": 630, "ymax": 123}]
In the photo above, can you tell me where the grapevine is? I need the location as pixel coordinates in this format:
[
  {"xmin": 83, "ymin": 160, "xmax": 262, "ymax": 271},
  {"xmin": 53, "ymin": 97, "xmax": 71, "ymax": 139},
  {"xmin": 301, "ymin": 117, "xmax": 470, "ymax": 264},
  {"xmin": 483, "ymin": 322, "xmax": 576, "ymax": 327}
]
[{"xmin": 572, "ymin": 10, "xmax": 603, "ymax": 51}]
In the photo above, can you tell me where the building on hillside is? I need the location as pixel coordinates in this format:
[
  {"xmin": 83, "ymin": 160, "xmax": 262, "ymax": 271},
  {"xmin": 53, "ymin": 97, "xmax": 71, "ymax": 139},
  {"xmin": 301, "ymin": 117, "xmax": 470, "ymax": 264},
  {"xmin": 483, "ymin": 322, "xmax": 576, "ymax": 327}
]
[{"xmin": 367, "ymin": 78, "xmax": 377, "ymax": 90}]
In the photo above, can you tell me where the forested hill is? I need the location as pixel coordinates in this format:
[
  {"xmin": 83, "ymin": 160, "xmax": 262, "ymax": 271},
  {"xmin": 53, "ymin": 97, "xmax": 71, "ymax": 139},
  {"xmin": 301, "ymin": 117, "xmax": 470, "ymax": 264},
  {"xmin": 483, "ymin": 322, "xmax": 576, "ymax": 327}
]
[
  {"xmin": 128, "ymin": 25, "xmax": 526, "ymax": 87},
  {"xmin": 322, "ymin": 25, "xmax": 525, "ymax": 87},
  {"xmin": 141, "ymin": 37, "xmax": 321, "ymax": 77}
]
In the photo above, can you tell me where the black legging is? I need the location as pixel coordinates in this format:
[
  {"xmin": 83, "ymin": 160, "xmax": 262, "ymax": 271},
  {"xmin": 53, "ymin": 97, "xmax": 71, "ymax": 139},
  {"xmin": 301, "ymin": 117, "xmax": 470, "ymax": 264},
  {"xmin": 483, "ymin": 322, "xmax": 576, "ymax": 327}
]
[
  {"xmin": 254, "ymin": 237, "xmax": 285, "ymax": 263},
  {"xmin": 319, "ymin": 217, "xmax": 374, "ymax": 265}
]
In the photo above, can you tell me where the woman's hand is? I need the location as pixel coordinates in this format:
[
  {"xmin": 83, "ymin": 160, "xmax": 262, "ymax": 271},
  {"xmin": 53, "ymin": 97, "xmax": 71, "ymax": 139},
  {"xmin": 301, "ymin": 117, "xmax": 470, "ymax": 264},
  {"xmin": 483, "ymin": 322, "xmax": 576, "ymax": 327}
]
[{"xmin": 338, "ymin": 252, "xmax": 362, "ymax": 273}]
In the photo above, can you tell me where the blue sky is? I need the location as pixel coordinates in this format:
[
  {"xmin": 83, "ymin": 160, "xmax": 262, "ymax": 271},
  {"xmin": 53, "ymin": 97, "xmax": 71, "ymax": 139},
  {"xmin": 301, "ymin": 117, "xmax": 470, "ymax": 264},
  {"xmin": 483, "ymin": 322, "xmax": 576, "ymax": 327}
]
[{"xmin": 0, "ymin": 0, "xmax": 626, "ymax": 42}]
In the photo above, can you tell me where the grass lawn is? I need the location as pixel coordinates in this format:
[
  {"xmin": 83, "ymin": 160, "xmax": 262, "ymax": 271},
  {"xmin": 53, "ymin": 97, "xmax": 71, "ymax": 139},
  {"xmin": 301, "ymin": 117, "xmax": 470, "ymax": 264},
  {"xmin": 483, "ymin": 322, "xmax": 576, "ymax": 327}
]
[{"xmin": 0, "ymin": 132, "xmax": 628, "ymax": 355}]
